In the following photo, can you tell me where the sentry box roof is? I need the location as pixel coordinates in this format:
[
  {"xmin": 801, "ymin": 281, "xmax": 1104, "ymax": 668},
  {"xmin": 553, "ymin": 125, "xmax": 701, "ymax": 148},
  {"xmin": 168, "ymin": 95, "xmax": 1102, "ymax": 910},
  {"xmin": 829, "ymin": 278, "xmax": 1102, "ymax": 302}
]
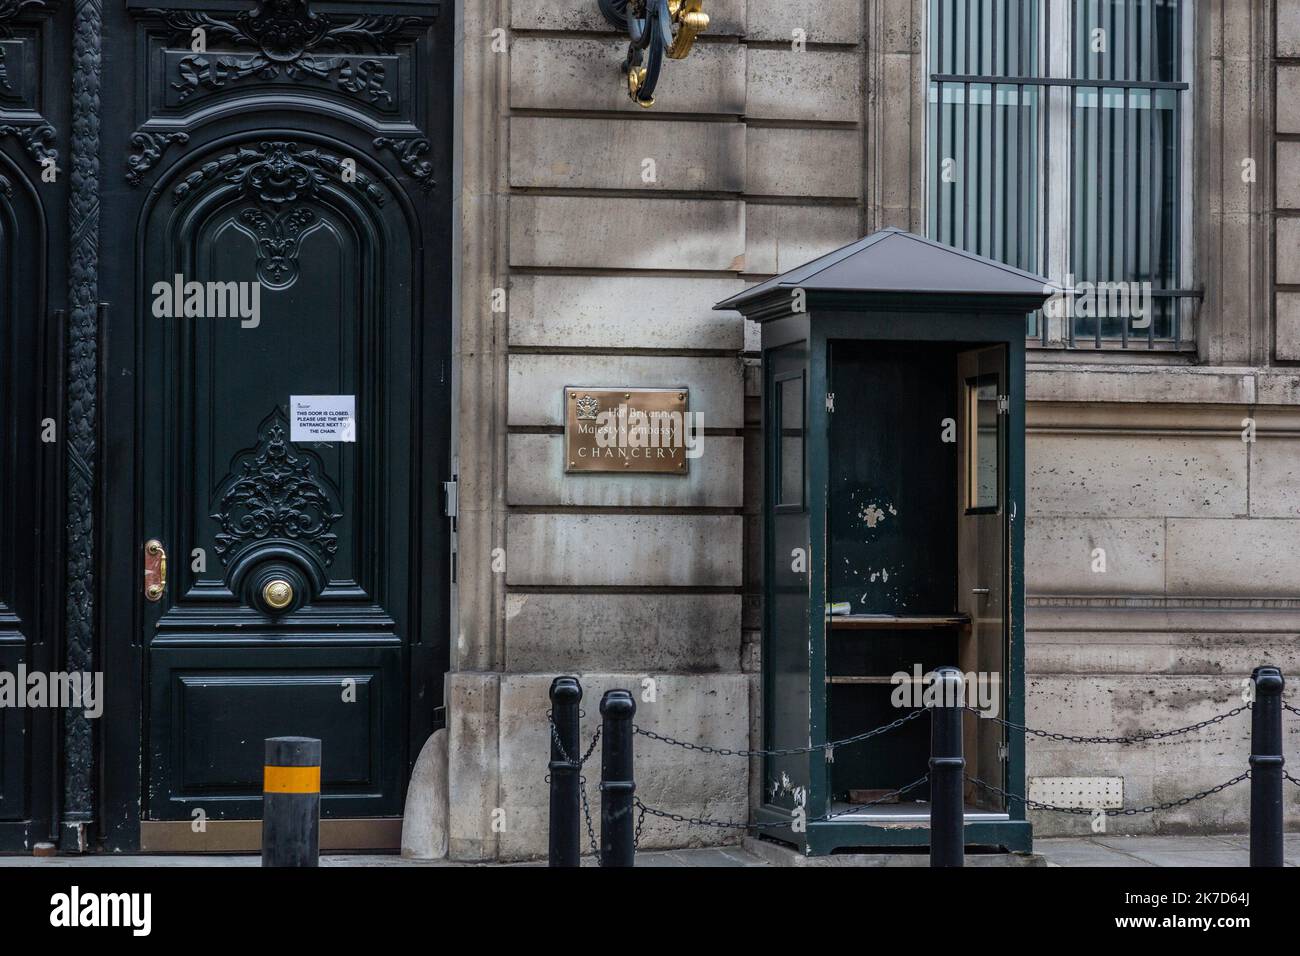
[{"xmin": 714, "ymin": 228, "xmax": 1054, "ymax": 320}]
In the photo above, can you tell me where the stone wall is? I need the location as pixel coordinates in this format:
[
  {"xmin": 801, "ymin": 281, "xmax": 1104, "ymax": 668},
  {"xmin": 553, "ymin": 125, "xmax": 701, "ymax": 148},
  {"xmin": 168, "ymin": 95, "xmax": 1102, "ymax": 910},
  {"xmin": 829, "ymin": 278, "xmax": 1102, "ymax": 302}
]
[
  {"xmin": 1024, "ymin": 395, "xmax": 1300, "ymax": 836},
  {"xmin": 448, "ymin": 0, "xmax": 1300, "ymax": 858},
  {"xmin": 1023, "ymin": 0, "xmax": 1295, "ymax": 836},
  {"xmin": 450, "ymin": 0, "xmax": 915, "ymax": 860}
]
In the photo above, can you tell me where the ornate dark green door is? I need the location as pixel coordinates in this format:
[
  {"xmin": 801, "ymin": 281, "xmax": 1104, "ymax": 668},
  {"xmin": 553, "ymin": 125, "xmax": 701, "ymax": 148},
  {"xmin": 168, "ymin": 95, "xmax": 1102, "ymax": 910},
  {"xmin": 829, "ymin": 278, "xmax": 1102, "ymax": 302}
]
[
  {"xmin": 98, "ymin": 1, "xmax": 450, "ymax": 850},
  {"xmin": 0, "ymin": 0, "xmax": 66, "ymax": 851}
]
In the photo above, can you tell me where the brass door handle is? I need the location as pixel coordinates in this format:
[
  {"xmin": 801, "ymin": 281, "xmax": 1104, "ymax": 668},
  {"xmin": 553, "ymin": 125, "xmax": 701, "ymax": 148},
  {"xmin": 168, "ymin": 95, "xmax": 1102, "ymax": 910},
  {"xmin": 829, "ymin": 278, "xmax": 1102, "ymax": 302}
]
[
  {"xmin": 262, "ymin": 579, "xmax": 294, "ymax": 611},
  {"xmin": 145, "ymin": 539, "xmax": 167, "ymax": 602}
]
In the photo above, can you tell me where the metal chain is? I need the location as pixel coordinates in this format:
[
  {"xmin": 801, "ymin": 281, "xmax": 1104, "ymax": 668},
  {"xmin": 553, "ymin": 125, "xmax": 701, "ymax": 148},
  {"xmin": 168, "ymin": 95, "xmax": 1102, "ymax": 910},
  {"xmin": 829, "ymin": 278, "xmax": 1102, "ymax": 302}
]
[
  {"xmin": 635, "ymin": 699, "xmax": 1253, "ymax": 757},
  {"xmin": 1285, "ymin": 771, "xmax": 1300, "ymax": 789},
  {"xmin": 578, "ymin": 774, "xmax": 601, "ymax": 864},
  {"xmin": 563, "ymin": 693, "xmax": 1272, "ymax": 852},
  {"xmin": 578, "ymin": 726, "xmax": 601, "ymax": 766},
  {"xmin": 634, "ymin": 803, "xmax": 647, "ymax": 849},
  {"xmin": 1284, "ymin": 701, "xmax": 1300, "ymax": 718},
  {"xmin": 634, "ymin": 774, "xmax": 931, "ymax": 832},
  {"xmin": 969, "ymin": 704, "xmax": 1251, "ymax": 745},
  {"xmin": 547, "ymin": 716, "xmax": 571, "ymax": 764},
  {"xmin": 965, "ymin": 772, "xmax": 1251, "ymax": 816},
  {"xmin": 547, "ymin": 714, "xmax": 601, "ymax": 769},
  {"xmin": 634, "ymin": 708, "xmax": 927, "ymax": 758}
]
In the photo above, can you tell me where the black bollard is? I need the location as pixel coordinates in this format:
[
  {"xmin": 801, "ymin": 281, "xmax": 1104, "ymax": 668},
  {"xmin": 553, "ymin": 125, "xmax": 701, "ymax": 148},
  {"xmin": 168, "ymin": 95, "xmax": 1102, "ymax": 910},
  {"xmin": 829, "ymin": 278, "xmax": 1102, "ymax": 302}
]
[
  {"xmin": 929, "ymin": 666, "xmax": 965, "ymax": 868},
  {"xmin": 599, "ymin": 689, "xmax": 637, "ymax": 867},
  {"xmin": 548, "ymin": 676, "xmax": 583, "ymax": 867},
  {"xmin": 262, "ymin": 736, "xmax": 321, "ymax": 867},
  {"xmin": 1249, "ymin": 666, "xmax": 1285, "ymax": 868}
]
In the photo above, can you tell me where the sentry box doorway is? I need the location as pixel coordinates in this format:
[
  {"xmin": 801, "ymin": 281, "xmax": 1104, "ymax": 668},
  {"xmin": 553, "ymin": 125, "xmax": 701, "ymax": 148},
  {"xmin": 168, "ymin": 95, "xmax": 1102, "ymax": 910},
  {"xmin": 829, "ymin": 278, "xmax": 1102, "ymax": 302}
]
[{"xmin": 716, "ymin": 230, "xmax": 1051, "ymax": 856}]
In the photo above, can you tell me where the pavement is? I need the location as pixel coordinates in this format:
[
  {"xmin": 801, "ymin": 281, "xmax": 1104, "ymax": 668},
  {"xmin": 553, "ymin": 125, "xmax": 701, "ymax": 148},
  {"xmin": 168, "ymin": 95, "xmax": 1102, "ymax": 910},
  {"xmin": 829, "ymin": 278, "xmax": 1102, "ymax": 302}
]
[
  {"xmin": 1033, "ymin": 833, "xmax": 1300, "ymax": 867},
  {"xmin": 0, "ymin": 834, "xmax": 1296, "ymax": 866}
]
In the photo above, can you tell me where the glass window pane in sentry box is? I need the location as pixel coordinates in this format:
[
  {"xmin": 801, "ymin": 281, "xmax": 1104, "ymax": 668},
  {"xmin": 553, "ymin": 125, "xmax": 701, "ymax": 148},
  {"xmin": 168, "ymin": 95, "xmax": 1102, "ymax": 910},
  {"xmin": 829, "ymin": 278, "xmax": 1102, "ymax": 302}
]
[
  {"xmin": 966, "ymin": 374, "xmax": 999, "ymax": 512},
  {"xmin": 777, "ymin": 374, "xmax": 804, "ymax": 508}
]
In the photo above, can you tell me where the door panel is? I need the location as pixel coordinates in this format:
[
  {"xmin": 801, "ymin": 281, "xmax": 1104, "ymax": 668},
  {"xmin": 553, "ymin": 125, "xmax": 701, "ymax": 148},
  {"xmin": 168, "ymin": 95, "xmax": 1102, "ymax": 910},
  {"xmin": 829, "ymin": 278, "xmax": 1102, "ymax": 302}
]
[
  {"xmin": 99, "ymin": 3, "xmax": 452, "ymax": 845},
  {"xmin": 0, "ymin": 160, "xmax": 40, "ymax": 823},
  {"xmin": 957, "ymin": 346, "xmax": 1008, "ymax": 810},
  {"xmin": 763, "ymin": 345, "xmax": 812, "ymax": 816},
  {"xmin": 0, "ymin": 0, "xmax": 66, "ymax": 846},
  {"xmin": 141, "ymin": 140, "xmax": 415, "ymax": 820},
  {"xmin": 150, "ymin": 645, "xmax": 400, "ymax": 813}
]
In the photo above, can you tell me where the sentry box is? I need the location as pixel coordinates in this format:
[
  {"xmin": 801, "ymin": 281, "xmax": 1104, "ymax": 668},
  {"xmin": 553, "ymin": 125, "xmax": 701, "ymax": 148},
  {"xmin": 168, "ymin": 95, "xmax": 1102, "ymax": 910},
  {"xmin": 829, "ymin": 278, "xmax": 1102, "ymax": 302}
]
[{"xmin": 716, "ymin": 229, "xmax": 1051, "ymax": 856}]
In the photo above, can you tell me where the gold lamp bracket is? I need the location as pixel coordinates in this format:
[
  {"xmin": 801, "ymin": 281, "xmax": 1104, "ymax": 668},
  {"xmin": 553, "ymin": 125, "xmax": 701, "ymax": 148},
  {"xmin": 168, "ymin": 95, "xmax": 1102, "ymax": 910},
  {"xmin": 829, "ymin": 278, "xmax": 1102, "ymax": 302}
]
[
  {"xmin": 599, "ymin": 0, "xmax": 709, "ymax": 108},
  {"xmin": 666, "ymin": 1, "xmax": 709, "ymax": 60}
]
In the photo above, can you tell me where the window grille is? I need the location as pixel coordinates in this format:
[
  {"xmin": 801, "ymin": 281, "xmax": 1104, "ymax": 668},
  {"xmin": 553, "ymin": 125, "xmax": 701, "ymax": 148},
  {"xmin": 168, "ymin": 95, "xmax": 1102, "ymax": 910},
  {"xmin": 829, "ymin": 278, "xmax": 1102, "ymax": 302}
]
[{"xmin": 927, "ymin": 0, "xmax": 1196, "ymax": 349}]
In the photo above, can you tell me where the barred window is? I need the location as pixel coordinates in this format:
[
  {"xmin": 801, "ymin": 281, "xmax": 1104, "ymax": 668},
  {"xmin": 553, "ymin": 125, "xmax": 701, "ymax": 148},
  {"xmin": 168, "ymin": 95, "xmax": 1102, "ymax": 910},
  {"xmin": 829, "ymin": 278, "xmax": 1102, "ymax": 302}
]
[{"xmin": 927, "ymin": 0, "xmax": 1194, "ymax": 349}]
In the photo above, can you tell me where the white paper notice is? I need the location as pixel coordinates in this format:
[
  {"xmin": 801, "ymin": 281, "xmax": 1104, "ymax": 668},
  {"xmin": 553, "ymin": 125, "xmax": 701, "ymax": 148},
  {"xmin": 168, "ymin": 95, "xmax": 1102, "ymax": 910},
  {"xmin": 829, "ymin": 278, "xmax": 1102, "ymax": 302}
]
[{"xmin": 291, "ymin": 395, "xmax": 356, "ymax": 443}]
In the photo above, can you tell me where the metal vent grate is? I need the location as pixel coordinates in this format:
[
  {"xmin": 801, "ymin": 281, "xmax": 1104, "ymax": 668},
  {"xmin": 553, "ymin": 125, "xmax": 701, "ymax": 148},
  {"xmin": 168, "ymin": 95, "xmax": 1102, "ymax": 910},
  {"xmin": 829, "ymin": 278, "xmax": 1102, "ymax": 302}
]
[{"xmin": 1028, "ymin": 775, "xmax": 1124, "ymax": 809}]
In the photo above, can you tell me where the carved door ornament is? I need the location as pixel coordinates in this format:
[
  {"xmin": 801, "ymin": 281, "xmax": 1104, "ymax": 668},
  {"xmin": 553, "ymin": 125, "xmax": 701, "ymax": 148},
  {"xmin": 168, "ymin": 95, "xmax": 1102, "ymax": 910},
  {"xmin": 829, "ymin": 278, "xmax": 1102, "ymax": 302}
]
[
  {"xmin": 0, "ymin": 0, "xmax": 58, "ymax": 170},
  {"xmin": 128, "ymin": 1, "xmax": 438, "ymax": 190},
  {"xmin": 0, "ymin": 0, "xmax": 48, "ymax": 22},
  {"xmin": 172, "ymin": 139, "xmax": 384, "ymax": 288},
  {"xmin": 210, "ymin": 407, "xmax": 343, "ymax": 568},
  {"xmin": 146, "ymin": 0, "xmax": 420, "ymax": 103}
]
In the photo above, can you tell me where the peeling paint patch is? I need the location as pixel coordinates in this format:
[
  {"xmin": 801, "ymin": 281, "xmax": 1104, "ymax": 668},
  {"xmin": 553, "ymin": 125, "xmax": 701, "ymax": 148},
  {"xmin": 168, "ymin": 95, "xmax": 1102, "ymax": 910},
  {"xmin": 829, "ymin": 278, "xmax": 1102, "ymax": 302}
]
[{"xmin": 769, "ymin": 771, "xmax": 806, "ymax": 810}]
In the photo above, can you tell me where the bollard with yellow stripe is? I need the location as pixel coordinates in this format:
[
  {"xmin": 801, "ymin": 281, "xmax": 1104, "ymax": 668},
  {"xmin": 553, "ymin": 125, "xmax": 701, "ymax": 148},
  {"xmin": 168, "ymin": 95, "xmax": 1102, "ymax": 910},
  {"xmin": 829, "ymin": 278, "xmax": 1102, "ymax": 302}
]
[{"xmin": 262, "ymin": 736, "xmax": 321, "ymax": 867}]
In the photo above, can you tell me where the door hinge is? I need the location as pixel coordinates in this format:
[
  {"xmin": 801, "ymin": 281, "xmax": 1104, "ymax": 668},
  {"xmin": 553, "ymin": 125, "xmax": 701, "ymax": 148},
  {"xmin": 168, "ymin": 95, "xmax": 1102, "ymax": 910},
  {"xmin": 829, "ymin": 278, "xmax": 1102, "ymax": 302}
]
[
  {"xmin": 825, "ymin": 392, "xmax": 835, "ymax": 413},
  {"xmin": 997, "ymin": 394, "xmax": 1010, "ymax": 414},
  {"xmin": 999, "ymin": 742, "xmax": 1009, "ymax": 762},
  {"xmin": 443, "ymin": 478, "xmax": 457, "ymax": 520}
]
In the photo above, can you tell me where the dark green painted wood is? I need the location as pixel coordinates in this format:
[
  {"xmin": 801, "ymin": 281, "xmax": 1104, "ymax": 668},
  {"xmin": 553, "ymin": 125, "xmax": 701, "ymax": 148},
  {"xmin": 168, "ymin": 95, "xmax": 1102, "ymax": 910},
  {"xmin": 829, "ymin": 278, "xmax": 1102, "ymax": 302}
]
[
  {"xmin": 827, "ymin": 343, "xmax": 958, "ymax": 615},
  {"xmin": 751, "ymin": 806, "xmax": 1034, "ymax": 854},
  {"xmin": 136, "ymin": 139, "xmax": 418, "ymax": 823},
  {"xmin": 755, "ymin": 302, "xmax": 1033, "ymax": 856},
  {"xmin": 97, "ymin": 5, "xmax": 452, "ymax": 848},
  {"xmin": 762, "ymin": 340, "xmax": 812, "ymax": 818},
  {"xmin": 0, "ymin": 0, "xmax": 71, "ymax": 850},
  {"xmin": 0, "ymin": 150, "xmax": 55, "ymax": 843}
]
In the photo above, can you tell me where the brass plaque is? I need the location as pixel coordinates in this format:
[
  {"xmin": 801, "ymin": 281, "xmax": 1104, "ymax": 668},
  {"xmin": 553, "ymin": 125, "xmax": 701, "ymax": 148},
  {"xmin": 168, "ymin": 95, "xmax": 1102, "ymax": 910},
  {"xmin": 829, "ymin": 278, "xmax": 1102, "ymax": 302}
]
[{"xmin": 564, "ymin": 387, "xmax": 691, "ymax": 475}]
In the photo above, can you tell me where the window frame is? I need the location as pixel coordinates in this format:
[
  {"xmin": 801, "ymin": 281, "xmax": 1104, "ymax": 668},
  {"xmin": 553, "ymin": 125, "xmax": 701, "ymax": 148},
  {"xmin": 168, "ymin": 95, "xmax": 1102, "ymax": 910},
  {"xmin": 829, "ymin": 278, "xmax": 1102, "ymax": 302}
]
[
  {"xmin": 773, "ymin": 370, "xmax": 805, "ymax": 513},
  {"xmin": 964, "ymin": 373, "xmax": 1002, "ymax": 515},
  {"xmin": 923, "ymin": 0, "xmax": 1197, "ymax": 352}
]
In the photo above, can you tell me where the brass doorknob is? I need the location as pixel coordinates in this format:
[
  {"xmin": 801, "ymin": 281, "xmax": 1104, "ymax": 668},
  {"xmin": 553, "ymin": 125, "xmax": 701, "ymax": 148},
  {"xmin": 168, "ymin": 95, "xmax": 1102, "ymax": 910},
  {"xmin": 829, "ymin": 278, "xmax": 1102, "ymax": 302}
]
[{"xmin": 263, "ymin": 579, "xmax": 294, "ymax": 611}]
